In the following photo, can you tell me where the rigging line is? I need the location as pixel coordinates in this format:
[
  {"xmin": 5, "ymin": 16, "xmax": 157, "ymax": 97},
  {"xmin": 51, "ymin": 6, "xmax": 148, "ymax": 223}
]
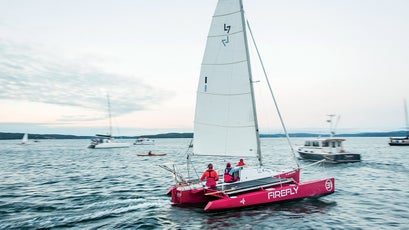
[
  {"xmin": 185, "ymin": 138, "xmax": 200, "ymax": 180},
  {"xmin": 189, "ymin": 155, "xmax": 201, "ymax": 181},
  {"xmin": 246, "ymin": 19, "xmax": 300, "ymax": 168},
  {"xmin": 299, "ymin": 159, "xmax": 326, "ymax": 169}
]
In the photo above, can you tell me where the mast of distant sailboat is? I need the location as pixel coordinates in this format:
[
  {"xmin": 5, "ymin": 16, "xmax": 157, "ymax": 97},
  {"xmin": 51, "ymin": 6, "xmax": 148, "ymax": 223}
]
[
  {"xmin": 327, "ymin": 114, "xmax": 340, "ymax": 138},
  {"xmin": 404, "ymin": 99, "xmax": 409, "ymax": 137},
  {"xmin": 107, "ymin": 94, "xmax": 113, "ymax": 136}
]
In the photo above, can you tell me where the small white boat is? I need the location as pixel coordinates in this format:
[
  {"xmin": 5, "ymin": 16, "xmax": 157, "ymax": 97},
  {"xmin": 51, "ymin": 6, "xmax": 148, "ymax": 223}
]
[
  {"xmin": 133, "ymin": 138, "xmax": 155, "ymax": 145},
  {"xmin": 389, "ymin": 99, "xmax": 409, "ymax": 146},
  {"xmin": 297, "ymin": 115, "xmax": 361, "ymax": 163},
  {"xmin": 389, "ymin": 136, "xmax": 409, "ymax": 146},
  {"xmin": 88, "ymin": 134, "xmax": 130, "ymax": 149}
]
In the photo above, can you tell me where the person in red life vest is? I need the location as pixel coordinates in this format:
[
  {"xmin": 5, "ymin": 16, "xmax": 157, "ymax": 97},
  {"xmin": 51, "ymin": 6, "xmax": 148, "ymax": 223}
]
[
  {"xmin": 224, "ymin": 162, "xmax": 233, "ymax": 183},
  {"xmin": 200, "ymin": 163, "xmax": 219, "ymax": 188},
  {"xmin": 236, "ymin": 158, "xmax": 245, "ymax": 167},
  {"xmin": 224, "ymin": 162, "xmax": 239, "ymax": 183}
]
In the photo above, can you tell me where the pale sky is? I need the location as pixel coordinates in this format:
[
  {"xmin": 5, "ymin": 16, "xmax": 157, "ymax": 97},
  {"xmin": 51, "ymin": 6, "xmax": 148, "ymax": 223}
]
[{"xmin": 0, "ymin": 0, "xmax": 408, "ymax": 136}]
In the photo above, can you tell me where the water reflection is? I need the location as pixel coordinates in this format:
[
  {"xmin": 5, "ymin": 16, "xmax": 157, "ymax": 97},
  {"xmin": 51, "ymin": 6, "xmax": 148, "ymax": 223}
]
[{"xmin": 166, "ymin": 198, "xmax": 337, "ymax": 229}]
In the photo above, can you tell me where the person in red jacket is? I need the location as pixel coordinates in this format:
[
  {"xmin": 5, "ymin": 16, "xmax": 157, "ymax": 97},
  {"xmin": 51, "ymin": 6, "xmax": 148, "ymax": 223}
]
[
  {"xmin": 236, "ymin": 158, "xmax": 245, "ymax": 167},
  {"xmin": 224, "ymin": 162, "xmax": 233, "ymax": 183},
  {"xmin": 200, "ymin": 163, "xmax": 219, "ymax": 188},
  {"xmin": 224, "ymin": 162, "xmax": 239, "ymax": 183}
]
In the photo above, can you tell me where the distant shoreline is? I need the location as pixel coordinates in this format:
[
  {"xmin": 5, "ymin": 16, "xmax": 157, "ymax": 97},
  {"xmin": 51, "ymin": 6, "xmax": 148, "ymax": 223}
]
[{"xmin": 1, "ymin": 131, "xmax": 407, "ymax": 140}]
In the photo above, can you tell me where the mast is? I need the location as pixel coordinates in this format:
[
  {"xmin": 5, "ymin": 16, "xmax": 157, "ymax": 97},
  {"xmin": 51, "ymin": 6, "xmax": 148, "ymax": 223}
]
[
  {"xmin": 404, "ymin": 99, "xmax": 409, "ymax": 137},
  {"xmin": 107, "ymin": 94, "xmax": 112, "ymax": 136},
  {"xmin": 239, "ymin": 0, "xmax": 262, "ymax": 166},
  {"xmin": 327, "ymin": 114, "xmax": 336, "ymax": 138}
]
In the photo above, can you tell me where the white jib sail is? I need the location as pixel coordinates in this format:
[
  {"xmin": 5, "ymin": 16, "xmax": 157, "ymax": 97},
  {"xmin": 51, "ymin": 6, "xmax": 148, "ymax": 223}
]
[
  {"xmin": 21, "ymin": 133, "xmax": 28, "ymax": 144},
  {"xmin": 193, "ymin": 0, "xmax": 259, "ymax": 157}
]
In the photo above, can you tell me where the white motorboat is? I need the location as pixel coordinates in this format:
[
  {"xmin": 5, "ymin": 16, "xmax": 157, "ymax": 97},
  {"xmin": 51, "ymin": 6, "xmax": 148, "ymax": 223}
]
[
  {"xmin": 133, "ymin": 138, "xmax": 155, "ymax": 145},
  {"xmin": 297, "ymin": 115, "xmax": 361, "ymax": 163}
]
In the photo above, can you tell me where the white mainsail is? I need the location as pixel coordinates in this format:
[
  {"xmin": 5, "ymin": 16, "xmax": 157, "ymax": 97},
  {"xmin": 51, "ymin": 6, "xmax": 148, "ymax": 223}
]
[{"xmin": 193, "ymin": 0, "xmax": 260, "ymax": 158}]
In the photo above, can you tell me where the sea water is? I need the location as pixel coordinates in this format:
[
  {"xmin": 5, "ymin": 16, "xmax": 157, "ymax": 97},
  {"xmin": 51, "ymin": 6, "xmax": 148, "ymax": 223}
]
[{"xmin": 0, "ymin": 137, "xmax": 408, "ymax": 229}]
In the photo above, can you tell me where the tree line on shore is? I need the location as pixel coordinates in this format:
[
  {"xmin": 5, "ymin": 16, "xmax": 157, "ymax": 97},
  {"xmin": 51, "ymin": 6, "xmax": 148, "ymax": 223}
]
[{"xmin": 0, "ymin": 131, "xmax": 406, "ymax": 140}]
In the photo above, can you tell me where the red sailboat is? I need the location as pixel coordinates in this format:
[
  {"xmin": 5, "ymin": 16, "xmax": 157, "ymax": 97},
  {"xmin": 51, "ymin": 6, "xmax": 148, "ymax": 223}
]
[{"xmin": 161, "ymin": 0, "xmax": 334, "ymax": 211}]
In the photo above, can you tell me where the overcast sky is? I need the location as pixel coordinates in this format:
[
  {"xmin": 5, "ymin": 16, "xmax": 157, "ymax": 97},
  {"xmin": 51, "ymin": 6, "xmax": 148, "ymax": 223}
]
[{"xmin": 1, "ymin": 0, "xmax": 408, "ymax": 136}]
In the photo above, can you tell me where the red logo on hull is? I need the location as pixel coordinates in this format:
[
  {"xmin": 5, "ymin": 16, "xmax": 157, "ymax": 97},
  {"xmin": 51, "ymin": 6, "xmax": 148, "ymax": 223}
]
[{"xmin": 325, "ymin": 179, "xmax": 333, "ymax": 191}]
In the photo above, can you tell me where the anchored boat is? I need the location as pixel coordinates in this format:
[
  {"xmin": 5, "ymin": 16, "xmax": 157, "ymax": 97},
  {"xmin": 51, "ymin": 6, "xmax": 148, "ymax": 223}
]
[
  {"xmin": 297, "ymin": 137, "xmax": 361, "ymax": 163},
  {"xmin": 88, "ymin": 94, "xmax": 130, "ymax": 149},
  {"xmin": 389, "ymin": 99, "xmax": 409, "ymax": 146},
  {"xmin": 297, "ymin": 115, "xmax": 361, "ymax": 163},
  {"xmin": 133, "ymin": 138, "xmax": 155, "ymax": 145},
  {"xmin": 161, "ymin": 0, "xmax": 334, "ymax": 211}
]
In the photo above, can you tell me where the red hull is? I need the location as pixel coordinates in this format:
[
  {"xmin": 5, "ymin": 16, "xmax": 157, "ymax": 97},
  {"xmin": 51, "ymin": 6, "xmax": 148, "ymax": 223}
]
[
  {"xmin": 168, "ymin": 169, "xmax": 334, "ymax": 211},
  {"xmin": 205, "ymin": 178, "xmax": 334, "ymax": 211}
]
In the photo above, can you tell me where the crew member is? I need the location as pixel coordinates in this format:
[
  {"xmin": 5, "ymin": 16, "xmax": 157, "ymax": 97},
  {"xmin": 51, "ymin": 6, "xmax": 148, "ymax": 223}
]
[
  {"xmin": 200, "ymin": 163, "xmax": 219, "ymax": 188},
  {"xmin": 236, "ymin": 158, "xmax": 246, "ymax": 166},
  {"xmin": 224, "ymin": 162, "xmax": 238, "ymax": 183}
]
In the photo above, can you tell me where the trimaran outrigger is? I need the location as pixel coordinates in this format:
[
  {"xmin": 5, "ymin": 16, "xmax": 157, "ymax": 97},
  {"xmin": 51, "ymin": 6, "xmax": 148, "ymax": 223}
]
[{"xmin": 160, "ymin": 0, "xmax": 334, "ymax": 211}]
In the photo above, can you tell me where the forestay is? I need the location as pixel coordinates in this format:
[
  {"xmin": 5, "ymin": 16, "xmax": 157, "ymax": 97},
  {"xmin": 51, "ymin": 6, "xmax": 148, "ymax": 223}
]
[{"xmin": 193, "ymin": 0, "xmax": 260, "ymax": 157}]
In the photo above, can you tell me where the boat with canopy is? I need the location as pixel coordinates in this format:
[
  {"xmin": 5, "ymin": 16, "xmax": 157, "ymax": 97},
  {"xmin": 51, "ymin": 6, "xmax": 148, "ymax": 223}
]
[{"xmin": 297, "ymin": 115, "xmax": 361, "ymax": 163}]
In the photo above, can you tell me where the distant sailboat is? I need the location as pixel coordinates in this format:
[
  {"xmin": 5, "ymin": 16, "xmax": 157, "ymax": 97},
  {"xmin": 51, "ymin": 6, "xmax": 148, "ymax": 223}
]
[
  {"xmin": 161, "ymin": 0, "xmax": 334, "ymax": 211},
  {"xmin": 389, "ymin": 99, "xmax": 409, "ymax": 146},
  {"xmin": 20, "ymin": 133, "xmax": 28, "ymax": 145},
  {"xmin": 88, "ymin": 95, "xmax": 130, "ymax": 149}
]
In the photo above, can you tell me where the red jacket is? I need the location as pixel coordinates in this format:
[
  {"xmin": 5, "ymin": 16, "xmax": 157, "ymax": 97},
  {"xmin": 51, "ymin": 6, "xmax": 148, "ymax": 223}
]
[
  {"xmin": 224, "ymin": 167, "xmax": 233, "ymax": 182},
  {"xmin": 200, "ymin": 169, "xmax": 219, "ymax": 188}
]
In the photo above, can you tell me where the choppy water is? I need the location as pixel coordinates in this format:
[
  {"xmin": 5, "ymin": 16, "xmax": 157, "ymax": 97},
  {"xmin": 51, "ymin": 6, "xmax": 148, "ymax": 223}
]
[{"xmin": 0, "ymin": 137, "xmax": 408, "ymax": 229}]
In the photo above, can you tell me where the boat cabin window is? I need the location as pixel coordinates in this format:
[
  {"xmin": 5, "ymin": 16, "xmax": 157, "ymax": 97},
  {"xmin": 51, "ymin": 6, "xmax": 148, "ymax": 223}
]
[
  {"xmin": 304, "ymin": 141, "xmax": 311, "ymax": 146},
  {"xmin": 313, "ymin": 141, "xmax": 320, "ymax": 147},
  {"xmin": 323, "ymin": 140, "xmax": 342, "ymax": 148}
]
